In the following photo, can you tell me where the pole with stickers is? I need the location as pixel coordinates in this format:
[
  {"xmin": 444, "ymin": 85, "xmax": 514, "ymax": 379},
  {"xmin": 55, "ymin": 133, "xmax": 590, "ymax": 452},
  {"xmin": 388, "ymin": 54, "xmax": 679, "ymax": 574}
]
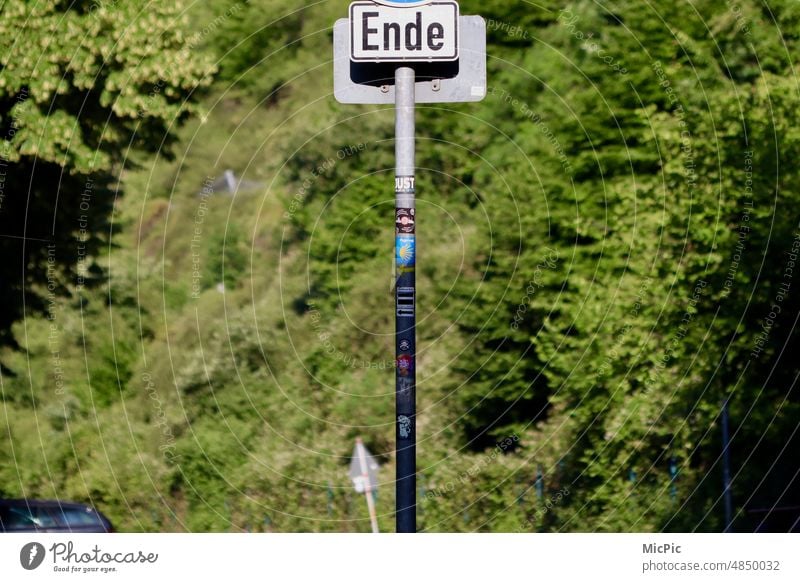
[{"xmin": 334, "ymin": 0, "xmax": 486, "ymax": 533}]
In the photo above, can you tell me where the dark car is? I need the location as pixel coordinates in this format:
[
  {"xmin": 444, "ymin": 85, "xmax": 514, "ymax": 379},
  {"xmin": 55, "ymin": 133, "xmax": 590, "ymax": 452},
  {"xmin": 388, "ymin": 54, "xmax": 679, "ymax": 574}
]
[{"xmin": 0, "ymin": 499, "xmax": 113, "ymax": 533}]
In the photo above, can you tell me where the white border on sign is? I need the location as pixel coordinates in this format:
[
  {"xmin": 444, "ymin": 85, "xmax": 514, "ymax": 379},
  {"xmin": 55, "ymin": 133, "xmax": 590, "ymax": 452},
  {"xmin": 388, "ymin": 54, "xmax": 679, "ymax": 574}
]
[
  {"xmin": 349, "ymin": 1, "xmax": 460, "ymax": 62},
  {"xmin": 373, "ymin": 1, "xmax": 436, "ymax": 7}
]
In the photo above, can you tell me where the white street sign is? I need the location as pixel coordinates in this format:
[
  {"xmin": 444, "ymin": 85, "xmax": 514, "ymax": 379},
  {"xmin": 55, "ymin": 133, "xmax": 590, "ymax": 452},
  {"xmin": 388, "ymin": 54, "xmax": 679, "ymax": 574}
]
[
  {"xmin": 333, "ymin": 15, "xmax": 486, "ymax": 104},
  {"xmin": 348, "ymin": 439, "xmax": 379, "ymax": 492},
  {"xmin": 350, "ymin": 1, "xmax": 459, "ymax": 62},
  {"xmin": 348, "ymin": 438, "xmax": 380, "ymax": 532}
]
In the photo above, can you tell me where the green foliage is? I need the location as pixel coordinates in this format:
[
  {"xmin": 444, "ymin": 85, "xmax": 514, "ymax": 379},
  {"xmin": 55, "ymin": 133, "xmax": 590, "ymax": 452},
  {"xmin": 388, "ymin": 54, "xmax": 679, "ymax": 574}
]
[
  {"xmin": 2, "ymin": 0, "xmax": 799, "ymax": 533},
  {"xmin": 0, "ymin": 0, "xmax": 214, "ymax": 346}
]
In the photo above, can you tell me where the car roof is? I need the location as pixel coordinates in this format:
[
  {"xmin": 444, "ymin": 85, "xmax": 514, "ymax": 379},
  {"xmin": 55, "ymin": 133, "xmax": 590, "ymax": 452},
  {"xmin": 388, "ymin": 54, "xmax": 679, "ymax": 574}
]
[{"xmin": 0, "ymin": 499, "xmax": 99, "ymax": 510}]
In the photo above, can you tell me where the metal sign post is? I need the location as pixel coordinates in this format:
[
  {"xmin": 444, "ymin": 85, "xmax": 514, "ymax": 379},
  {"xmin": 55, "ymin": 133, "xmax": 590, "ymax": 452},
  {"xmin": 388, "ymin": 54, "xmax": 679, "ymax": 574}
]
[
  {"xmin": 334, "ymin": 0, "xmax": 486, "ymax": 533},
  {"xmin": 394, "ymin": 65, "xmax": 416, "ymax": 533}
]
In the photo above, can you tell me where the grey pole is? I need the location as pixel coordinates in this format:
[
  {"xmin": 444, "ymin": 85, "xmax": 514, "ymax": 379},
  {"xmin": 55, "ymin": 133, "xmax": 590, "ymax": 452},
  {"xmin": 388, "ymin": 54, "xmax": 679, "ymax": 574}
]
[{"xmin": 394, "ymin": 66, "xmax": 416, "ymax": 533}]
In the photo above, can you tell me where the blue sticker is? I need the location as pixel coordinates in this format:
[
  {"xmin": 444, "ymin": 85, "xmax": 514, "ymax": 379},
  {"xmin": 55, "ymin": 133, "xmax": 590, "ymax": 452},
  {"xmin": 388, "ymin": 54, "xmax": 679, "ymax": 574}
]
[{"xmin": 396, "ymin": 235, "xmax": 415, "ymax": 267}]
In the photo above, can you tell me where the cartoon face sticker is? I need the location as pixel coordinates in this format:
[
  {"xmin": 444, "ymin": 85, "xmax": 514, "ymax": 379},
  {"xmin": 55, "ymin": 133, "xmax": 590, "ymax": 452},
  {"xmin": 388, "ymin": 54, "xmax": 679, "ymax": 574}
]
[
  {"xmin": 396, "ymin": 208, "xmax": 416, "ymax": 234},
  {"xmin": 398, "ymin": 415, "xmax": 412, "ymax": 439}
]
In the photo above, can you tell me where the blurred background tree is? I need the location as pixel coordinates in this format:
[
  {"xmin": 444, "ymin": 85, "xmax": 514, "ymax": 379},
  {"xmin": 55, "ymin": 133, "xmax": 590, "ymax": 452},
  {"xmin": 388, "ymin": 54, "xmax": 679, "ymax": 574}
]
[
  {"xmin": 0, "ymin": 0, "xmax": 213, "ymax": 347},
  {"xmin": 1, "ymin": 0, "xmax": 799, "ymax": 533}
]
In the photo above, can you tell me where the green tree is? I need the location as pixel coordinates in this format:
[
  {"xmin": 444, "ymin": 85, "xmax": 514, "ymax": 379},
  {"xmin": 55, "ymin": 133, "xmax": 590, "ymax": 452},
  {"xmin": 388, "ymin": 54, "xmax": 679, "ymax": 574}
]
[{"xmin": 0, "ymin": 0, "xmax": 213, "ymax": 347}]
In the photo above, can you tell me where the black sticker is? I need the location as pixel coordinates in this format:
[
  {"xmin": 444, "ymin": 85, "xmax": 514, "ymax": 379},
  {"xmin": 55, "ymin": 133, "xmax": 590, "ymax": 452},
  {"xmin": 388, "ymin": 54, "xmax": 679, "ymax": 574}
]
[
  {"xmin": 397, "ymin": 376, "xmax": 413, "ymax": 397},
  {"xmin": 395, "ymin": 208, "xmax": 415, "ymax": 234},
  {"xmin": 396, "ymin": 286, "xmax": 415, "ymax": 317}
]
